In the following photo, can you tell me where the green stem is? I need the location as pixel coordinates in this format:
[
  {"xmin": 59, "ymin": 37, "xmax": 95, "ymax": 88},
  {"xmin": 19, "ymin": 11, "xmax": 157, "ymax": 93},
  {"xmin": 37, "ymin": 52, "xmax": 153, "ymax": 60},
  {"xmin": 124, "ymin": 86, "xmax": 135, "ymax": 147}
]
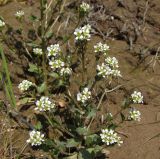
[
  {"xmin": 40, "ymin": 0, "xmax": 48, "ymax": 95},
  {"xmin": 82, "ymin": 50, "xmax": 85, "ymax": 83},
  {"xmin": 79, "ymin": 42, "xmax": 86, "ymax": 83}
]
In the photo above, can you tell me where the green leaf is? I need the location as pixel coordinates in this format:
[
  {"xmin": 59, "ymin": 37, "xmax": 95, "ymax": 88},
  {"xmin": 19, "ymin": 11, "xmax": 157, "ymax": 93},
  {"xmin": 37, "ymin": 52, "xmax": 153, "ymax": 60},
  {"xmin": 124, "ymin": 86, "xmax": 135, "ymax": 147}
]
[
  {"xmin": 0, "ymin": 47, "xmax": 16, "ymax": 108},
  {"xmin": 45, "ymin": 31, "xmax": 54, "ymax": 39},
  {"xmin": 34, "ymin": 121, "xmax": 42, "ymax": 130},
  {"xmin": 58, "ymin": 79, "xmax": 65, "ymax": 87},
  {"xmin": 66, "ymin": 138, "xmax": 80, "ymax": 148},
  {"xmin": 42, "ymin": 139, "xmax": 56, "ymax": 153},
  {"xmin": 87, "ymin": 145, "xmax": 102, "ymax": 153},
  {"xmin": 54, "ymin": 140, "xmax": 66, "ymax": 152},
  {"xmin": 45, "ymin": 139, "xmax": 54, "ymax": 147},
  {"xmin": 87, "ymin": 108, "xmax": 96, "ymax": 119},
  {"xmin": 76, "ymin": 127, "xmax": 88, "ymax": 136},
  {"xmin": 18, "ymin": 97, "xmax": 33, "ymax": 105},
  {"xmin": 28, "ymin": 63, "xmax": 41, "ymax": 74},
  {"xmin": 85, "ymin": 134, "xmax": 99, "ymax": 146},
  {"xmin": 49, "ymin": 72, "xmax": 59, "ymax": 79},
  {"xmin": 78, "ymin": 149, "xmax": 93, "ymax": 159},
  {"xmin": 87, "ymin": 145, "xmax": 102, "ymax": 156},
  {"xmin": 37, "ymin": 82, "xmax": 46, "ymax": 93}
]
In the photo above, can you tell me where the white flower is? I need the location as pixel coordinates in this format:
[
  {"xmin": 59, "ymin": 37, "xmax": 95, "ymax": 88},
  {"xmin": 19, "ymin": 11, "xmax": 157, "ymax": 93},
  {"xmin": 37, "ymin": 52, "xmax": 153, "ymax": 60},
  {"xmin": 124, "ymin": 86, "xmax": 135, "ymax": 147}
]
[
  {"xmin": 18, "ymin": 80, "xmax": 33, "ymax": 92},
  {"xmin": 26, "ymin": 130, "xmax": 44, "ymax": 146},
  {"xmin": 105, "ymin": 57, "xmax": 121, "ymax": 77},
  {"xmin": 100, "ymin": 128, "xmax": 123, "ymax": 146},
  {"xmin": 94, "ymin": 42, "xmax": 109, "ymax": 53},
  {"xmin": 47, "ymin": 44, "xmax": 61, "ymax": 57},
  {"xmin": 80, "ymin": 2, "xmax": 90, "ymax": 13},
  {"xmin": 60, "ymin": 67, "xmax": 72, "ymax": 76},
  {"xmin": 97, "ymin": 57, "xmax": 121, "ymax": 78},
  {"xmin": 15, "ymin": 10, "xmax": 24, "ymax": 18},
  {"xmin": 33, "ymin": 48, "xmax": 43, "ymax": 55},
  {"xmin": 105, "ymin": 57, "xmax": 119, "ymax": 68},
  {"xmin": 35, "ymin": 96, "xmax": 55, "ymax": 112},
  {"xmin": 97, "ymin": 63, "xmax": 112, "ymax": 78},
  {"xmin": 77, "ymin": 87, "xmax": 91, "ymax": 104},
  {"xmin": 111, "ymin": 69, "xmax": 122, "ymax": 77},
  {"xmin": 128, "ymin": 109, "xmax": 141, "ymax": 122},
  {"xmin": 131, "ymin": 91, "xmax": 143, "ymax": 104},
  {"xmin": 49, "ymin": 58, "xmax": 65, "ymax": 70},
  {"xmin": 74, "ymin": 24, "xmax": 91, "ymax": 41},
  {"xmin": 0, "ymin": 19, "xmax": 5, "ymax": 28}
]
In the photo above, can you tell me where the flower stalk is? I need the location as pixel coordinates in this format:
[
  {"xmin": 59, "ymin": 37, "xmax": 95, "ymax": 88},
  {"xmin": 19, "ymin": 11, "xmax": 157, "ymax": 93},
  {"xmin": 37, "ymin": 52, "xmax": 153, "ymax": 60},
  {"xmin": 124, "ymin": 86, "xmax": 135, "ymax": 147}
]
[
  {"xmin": 79, "ymin": 42, "xmax": 87, "ymax": 83},
  {"xmin": 40, "ymin": 0, "xmax": 48, "ymax": 95}
]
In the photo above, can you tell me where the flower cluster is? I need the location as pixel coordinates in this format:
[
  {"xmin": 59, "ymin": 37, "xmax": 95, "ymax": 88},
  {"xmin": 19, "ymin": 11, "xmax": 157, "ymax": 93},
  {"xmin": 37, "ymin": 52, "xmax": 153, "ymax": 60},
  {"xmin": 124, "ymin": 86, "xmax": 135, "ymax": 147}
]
[
  {"xmin": 33, "ymin": 48, "xmax": 43, "ymax": 55},
  {"xmin": 77, "ymin": 87, "xmax": 91, "ymax": 104},
  {"xmin": 94, "ymin": 42, "xmax": 109, "ymax": 54},
  {"xmin": 74, "ymin": 24, "xmax": 91, "ymax": 41},
  {"xmin": 18, "ymin": 80, "xmax": 33, "ymax": 92},
  {"xmin": 15, "ymin": 10, "xmax": 24, "ymax": 19},
  {"xmin": 128, "ymin": 109, "xmax": 141, "ymax": 122},
  {"xmin": 131, "ymin": 91, "xmax": 143, "ymax": 104},
  {"xmin": 97, "ymin": 58, "xmax": 121, "ymax": 78},
  {"xmin": 111, "ymin": 69, "xmax": 121, "ymax": 77},
  {"xmin": 35, "ymin": 96, "xmax": 55, "ymax": 112},
  {"xmin": 80, "ymin": 2, "xmax": 90, "ymax": 13},
  {"xmin": 100, "ymin": 128, "xmax": 123, "ymax": 146},
  {"xmin": 47, "ymin": 44, "xmax": 72, "ymax": 76},
  {"xmin": 47, "ymin": 44, "xmax": 61, "ymax": 57},
  {"xmin": 26, "ymin": 130, "xmax": 45, "ymax": 146},
  {"xmin": 49, "ymin": 58, "xmax": 65, "ymax": 70},
  {"xmin": 97, "ymin": 63, "xmax": 112, "ymax": 78},
  {"xmin": 60, "ymin": 67, "xmax": 72, "ymax": 76},
  {"xmin": 0, "ymin": 19, "xmax": 5, "ymax": 28},
  {"xmin": 105, "ymin": 57, "xmax": 119, "ymax": 68}
]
